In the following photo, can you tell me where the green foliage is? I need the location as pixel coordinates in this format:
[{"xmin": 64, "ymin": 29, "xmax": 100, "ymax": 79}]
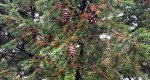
[{"xmin": 0, "ymin": 0, "xmax": 150, "ymax": 79}]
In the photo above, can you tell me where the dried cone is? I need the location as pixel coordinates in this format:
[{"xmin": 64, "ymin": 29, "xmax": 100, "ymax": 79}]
[
  {"xmin": 68, "ymin": 43, "xmax": 76, "ymax": 59},
  {"xmin": 61, "ymin": 8, "xmax": 70, "ymax": 23}
]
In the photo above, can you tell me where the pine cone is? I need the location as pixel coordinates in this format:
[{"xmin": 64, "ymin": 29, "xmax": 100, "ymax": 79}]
[
  {"xmin": 61, "ymin": 8, "xmax": 70, "ymax": 23},
  {"xmin": 68, "ymin": 43, "xmax": 76, "ymax": 59}
]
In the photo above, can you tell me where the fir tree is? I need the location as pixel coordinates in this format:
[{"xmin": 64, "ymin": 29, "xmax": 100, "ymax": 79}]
[{"xmin": 0, "ymin": 0, "xmax": 150, "ymax": 80}]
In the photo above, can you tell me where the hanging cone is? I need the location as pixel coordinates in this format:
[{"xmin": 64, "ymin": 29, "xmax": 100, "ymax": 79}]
[
  {"xmin": 61, "ymin": 8, "xmax": 70, "ymax": 24},
  {"xmin": 68, "ymin": 43, "xmax": 76, "ymax": 59}
]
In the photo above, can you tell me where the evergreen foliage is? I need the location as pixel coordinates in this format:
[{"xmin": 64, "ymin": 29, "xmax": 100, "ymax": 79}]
[{"xmin": 0, "ymin": 0, "xmax": 150, "ymax": 80}]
